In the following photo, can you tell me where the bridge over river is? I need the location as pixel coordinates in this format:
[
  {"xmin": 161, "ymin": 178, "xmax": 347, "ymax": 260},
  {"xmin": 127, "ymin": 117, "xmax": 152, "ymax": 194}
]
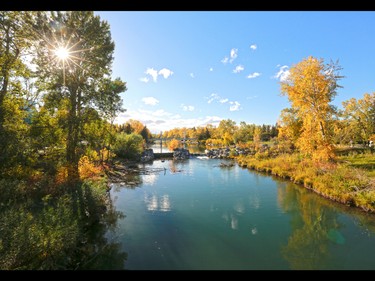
[{"xmin": 149, "ymin": 137, "xmax": 198, "ymax": 153}]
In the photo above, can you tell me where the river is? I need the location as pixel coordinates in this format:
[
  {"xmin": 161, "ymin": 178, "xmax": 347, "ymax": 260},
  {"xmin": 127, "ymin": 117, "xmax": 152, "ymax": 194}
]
[{"xmin": 105, "ymin": 158, "xmax": 375, "ymax": 270}]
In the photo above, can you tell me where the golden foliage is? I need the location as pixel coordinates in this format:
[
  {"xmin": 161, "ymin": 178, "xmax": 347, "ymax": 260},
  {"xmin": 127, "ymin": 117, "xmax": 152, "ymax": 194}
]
[
  {"xmin": 78, "ymin": 156, "xmax": 103, "ymax": 180},
  {"xmin": 205, "ymin": 138, "xmax": 223, "ymax": 147},
  {"xmin": 168, "ymin": 139, "xmax": 180, "ymax": 151},
  {"xmin": 55, "ymin": 166, "xmax": 69, "ymax": 185},
  {"xmin": 280, "ymin": 56, "xmax": 341, "ymax": 161}
]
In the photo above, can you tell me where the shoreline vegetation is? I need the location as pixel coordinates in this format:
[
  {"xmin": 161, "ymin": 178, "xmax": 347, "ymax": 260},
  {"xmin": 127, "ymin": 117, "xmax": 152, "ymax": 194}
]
[{"xmin": 235, "ymin": 149, "xmax": 375, "ymax": 213}]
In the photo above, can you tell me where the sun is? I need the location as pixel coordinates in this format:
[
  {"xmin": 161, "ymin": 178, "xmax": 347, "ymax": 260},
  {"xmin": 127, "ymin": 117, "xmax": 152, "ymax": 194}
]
[{"xmin": 54, "ymin": 47, "xmax": 70, "ymax": 61}]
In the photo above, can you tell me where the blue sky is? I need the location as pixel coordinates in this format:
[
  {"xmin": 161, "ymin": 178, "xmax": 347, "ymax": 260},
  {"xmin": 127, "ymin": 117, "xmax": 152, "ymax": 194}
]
[{"xmin": 94, "ymin": 11, "xmax": 375, "ymax": 134}]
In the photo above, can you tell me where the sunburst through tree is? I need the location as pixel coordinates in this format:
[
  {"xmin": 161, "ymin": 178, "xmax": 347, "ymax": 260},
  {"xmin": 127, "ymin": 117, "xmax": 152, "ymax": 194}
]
[
  {"xmin": 31, "ymin": 11, "xmax": 125, "ymax": 181},
  {"xmin": 37, "ymin": 24, "xmax": 93, "ymax": 86}
]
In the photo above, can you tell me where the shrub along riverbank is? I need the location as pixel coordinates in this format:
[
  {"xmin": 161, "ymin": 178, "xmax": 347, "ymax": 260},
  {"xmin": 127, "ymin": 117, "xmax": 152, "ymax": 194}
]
[{"xmin": 236, "ymin": 152, "xmax": 375, "ymax": 213}]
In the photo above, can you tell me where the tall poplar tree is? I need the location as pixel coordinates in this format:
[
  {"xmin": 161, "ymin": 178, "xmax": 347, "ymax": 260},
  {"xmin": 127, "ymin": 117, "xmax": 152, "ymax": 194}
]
[
  {"xmin": 32, "ymin": 11, "xmax": 126, "ymax": 181},
  {"xmin": 280, "ymin": 56, "xmax": 343, "ymax": 161}
]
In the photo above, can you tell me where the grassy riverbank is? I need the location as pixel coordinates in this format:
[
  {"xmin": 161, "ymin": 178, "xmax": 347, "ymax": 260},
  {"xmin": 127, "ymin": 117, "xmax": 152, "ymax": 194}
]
[{"xmin": 236, "ymin": 152, "xmax": 375, "ymax": 213}]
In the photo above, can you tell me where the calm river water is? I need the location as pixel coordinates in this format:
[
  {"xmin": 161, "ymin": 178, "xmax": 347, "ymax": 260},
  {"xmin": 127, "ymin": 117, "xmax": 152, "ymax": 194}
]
[{"xmin": 106, "ymin": 158, "xmax": 375, "ymax": 270}]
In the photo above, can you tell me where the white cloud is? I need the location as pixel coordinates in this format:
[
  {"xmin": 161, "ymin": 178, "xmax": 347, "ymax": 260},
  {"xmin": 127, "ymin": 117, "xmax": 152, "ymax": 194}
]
[
  {"xmin": 246, "ymin": 95, "xmax": 258, "ymax": 100},
  {"xmin": 247, "ymin": 72, "xmax": 261, "ymax": 79},
  {"xmin": 142, "ymin": 97, "xmax": 159, "ymax": 106},
  {"xmin": 221, "ymin": 57, "xmax": 229, "ymax": 64},
  {"xmin": 114, "ymin": 109, "xmax": 222, "ymax": 134},
  {"xmin": 145, "ymin": 67, "xmax": 159, "ymax": 82},
  {"xmin": 181, "ymin": 104, "xmax": 195, "ymax": 111},
  {"xmin": 190, "ymin": 73, "xmax": 195, "ymax": 78},
  {"xmin": 139, "ymin": 77, "xmax": 150, "ymax": 83},
  {"xmin": 274, "ymin": 65, "xmax": 290, "ymax": 82},
  {"xmin": 233, "ymin": 65, "xmax": 244, "ymax": 73},
  {"xmin": 142, "ymin": 67, "xmax": 174, "ymax": 82},
  {"xmin": 152, "ymin": 109, "xmax": 173, "ymax": 117},
  {"xmin": 207, "ymin": 93, "xmax": 220, "ymax": 104},
  {"xmin": 250, "ymin": 44, "xmax": 257, "ymax": 50},
  {"xmin": 230, "ymin": 48, "xmax": 238, "ymax": 63},
  {"xmin": 229, "ymin": 101, "xmax": 241, "ymax": 111},
  {"xmin": 158, "ymin": 68, "xmax": 174, "ymax": 79},
  {"xmin": 209, "ymin": 67, "xmax": 213, "ymax": 72},
  {"xmin": 221, "ymin": 48, "xmax": 238, "ymax": 64},
  {"xmin": 206, "ymin": 93, "xmax": 242, "ymax": 112}
]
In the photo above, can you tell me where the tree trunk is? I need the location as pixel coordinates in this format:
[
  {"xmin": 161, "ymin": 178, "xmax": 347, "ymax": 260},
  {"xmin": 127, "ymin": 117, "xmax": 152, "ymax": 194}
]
[
  {"xmin": 66, "ymin": 87, "xmax": 79, "ymax": 182},
  {"xmin": 0, "ymin": 26, "xmax": 11, "ymax": 166},
  {"xmin": 319, "ymin": 121, "xmax": 326, "ymax": 140}
]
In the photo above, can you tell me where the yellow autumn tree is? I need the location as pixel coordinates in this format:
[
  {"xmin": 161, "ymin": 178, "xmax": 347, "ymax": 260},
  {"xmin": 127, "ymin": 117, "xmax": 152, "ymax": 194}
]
[
  {"xmin": 277, "ymin": 108, "xmax": 302, "ymax": 153},
  {"xmin": 280, "ymin": 56, "xmax": 343, "ymax": 161},
  {"xmin": 253, "ymin": 126, "xmax": 262, "ymax": 150},
  {"xmin": 168, "ymin": 139, "xmax": 180, "ymax": 151}
]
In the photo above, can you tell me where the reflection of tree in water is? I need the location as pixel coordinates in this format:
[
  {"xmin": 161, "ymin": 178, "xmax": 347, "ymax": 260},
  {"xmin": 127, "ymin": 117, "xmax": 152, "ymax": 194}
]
[
  {"xmin": 75, "ymin": 189, "xmax": 128, "ymax": 270},
  {"xmin": 277, "ymin": 182, "xmax": 341, "ymax": 270},
  {"xmin": 169, "ymin": 160, "xmax": 189, "ymax": 174},
  {"xmin": 0, "ymin": 182, "xmax": 128, "ymax": 270}
]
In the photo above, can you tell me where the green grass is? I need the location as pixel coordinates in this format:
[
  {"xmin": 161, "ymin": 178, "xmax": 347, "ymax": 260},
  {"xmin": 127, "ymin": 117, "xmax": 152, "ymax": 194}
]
[{"xmin": 338, "ymin": 152, "xmax": 375, "ymax": 177}]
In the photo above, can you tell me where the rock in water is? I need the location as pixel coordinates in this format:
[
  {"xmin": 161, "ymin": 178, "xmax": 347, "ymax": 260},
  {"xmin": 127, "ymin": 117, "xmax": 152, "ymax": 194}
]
[{"xmin": 173, "ymin": 148, "xmax": 190, "ymax": 160}]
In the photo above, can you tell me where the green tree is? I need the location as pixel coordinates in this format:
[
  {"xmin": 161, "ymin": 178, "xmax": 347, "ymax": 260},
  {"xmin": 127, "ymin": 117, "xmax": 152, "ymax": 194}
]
[
  {"xmin": 0, "ymin": 11, "xmax": 35, "ymax": 173},
  {"xmin": 32, "ymin": 11, "xmax": 126, "ymax": 181},
  {"xmin": 113, "ymin": 133, "xmax": 144, "ymax": 160},
  {"xmin": 233, "ymin": 121, "xmax": 255, "ymax": 143},
  {"xmin": 341, "ymin": 93, "xmax": 375, "ymax": 145}
]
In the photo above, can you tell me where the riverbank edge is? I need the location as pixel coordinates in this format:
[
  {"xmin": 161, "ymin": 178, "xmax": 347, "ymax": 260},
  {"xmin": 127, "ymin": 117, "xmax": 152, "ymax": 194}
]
[{"xmin": 235, "ymin": 154, "xmax": 375, "ymax": 213}]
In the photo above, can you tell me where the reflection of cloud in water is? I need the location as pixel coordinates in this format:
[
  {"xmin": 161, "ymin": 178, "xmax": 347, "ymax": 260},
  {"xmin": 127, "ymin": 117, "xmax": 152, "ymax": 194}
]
[
  {"xmin": 146, "ymin": 194, "xmax": 159, "ymax": 211},
  {"xmin": 144, "ymin": 193, "xmax": 171, "ymax": 212},
  {"xmin": 222, "ymin": 211, "xmax": 240, "ymax": 230},
  {"xmin": 233, "ymin": 165, "xmax": 240, "ymax": 181},
  {"xmin": 231, "ymin": 214, "xmax": 238, "ymax": 230},
  {"xmin": 222, "ymin": 212, "xmax": 229, "ymax": 222},
  {"xmin": 142, "ymin": 174, "xmax": 158, "ymax": 186},
  {"xmin": 220, "ymin": 170, "xmax": 230, "ymax": 184},
  {"xmin": 160, "ymin": 195, "xmax": 171, "ymax": 212},
  {"xmin": 249, "ymin": 194, "xmax": 260, "ymax": 209},
  {"xmin": 234, "ymin": 200, "xmax": 245, "ymax": 214}
]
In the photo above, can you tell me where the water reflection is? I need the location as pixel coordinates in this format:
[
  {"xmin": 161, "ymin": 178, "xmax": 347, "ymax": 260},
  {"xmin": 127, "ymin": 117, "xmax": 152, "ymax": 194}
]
[
  {"xmin": 230, "ymin": 214, "xmax": 238, "ymax": 230},
  {"xmin": 277, "ymin": 182, "xmax": 343, "ymax": 269},
  {"xmin": 169, "ymin": 160, "xmax": 193, "ymax": 176},
  {"xmin": 233, "ymin": 199, "xmax": 245, "ymax": 214},
  {"xmin": 249, "ymin": 194, "xmax": 260, "ymax": 210},
  {"xmin": 148, "ymin": 144, "xmax": 206, "ymax": 154},
  {"xmin": 144, "ymin": 193, "xmax": 171, "ymax": 212},
  {"xmin": 109, "ymin": 159, "xmax": 375, "ymax": 269},
  {"xmin": 143, "ymin": 174, "xmax": 158, "ymax": 186},
  {"xmin": 0, "ymin": 183, "xmax": 128, "ymax": 270}
]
